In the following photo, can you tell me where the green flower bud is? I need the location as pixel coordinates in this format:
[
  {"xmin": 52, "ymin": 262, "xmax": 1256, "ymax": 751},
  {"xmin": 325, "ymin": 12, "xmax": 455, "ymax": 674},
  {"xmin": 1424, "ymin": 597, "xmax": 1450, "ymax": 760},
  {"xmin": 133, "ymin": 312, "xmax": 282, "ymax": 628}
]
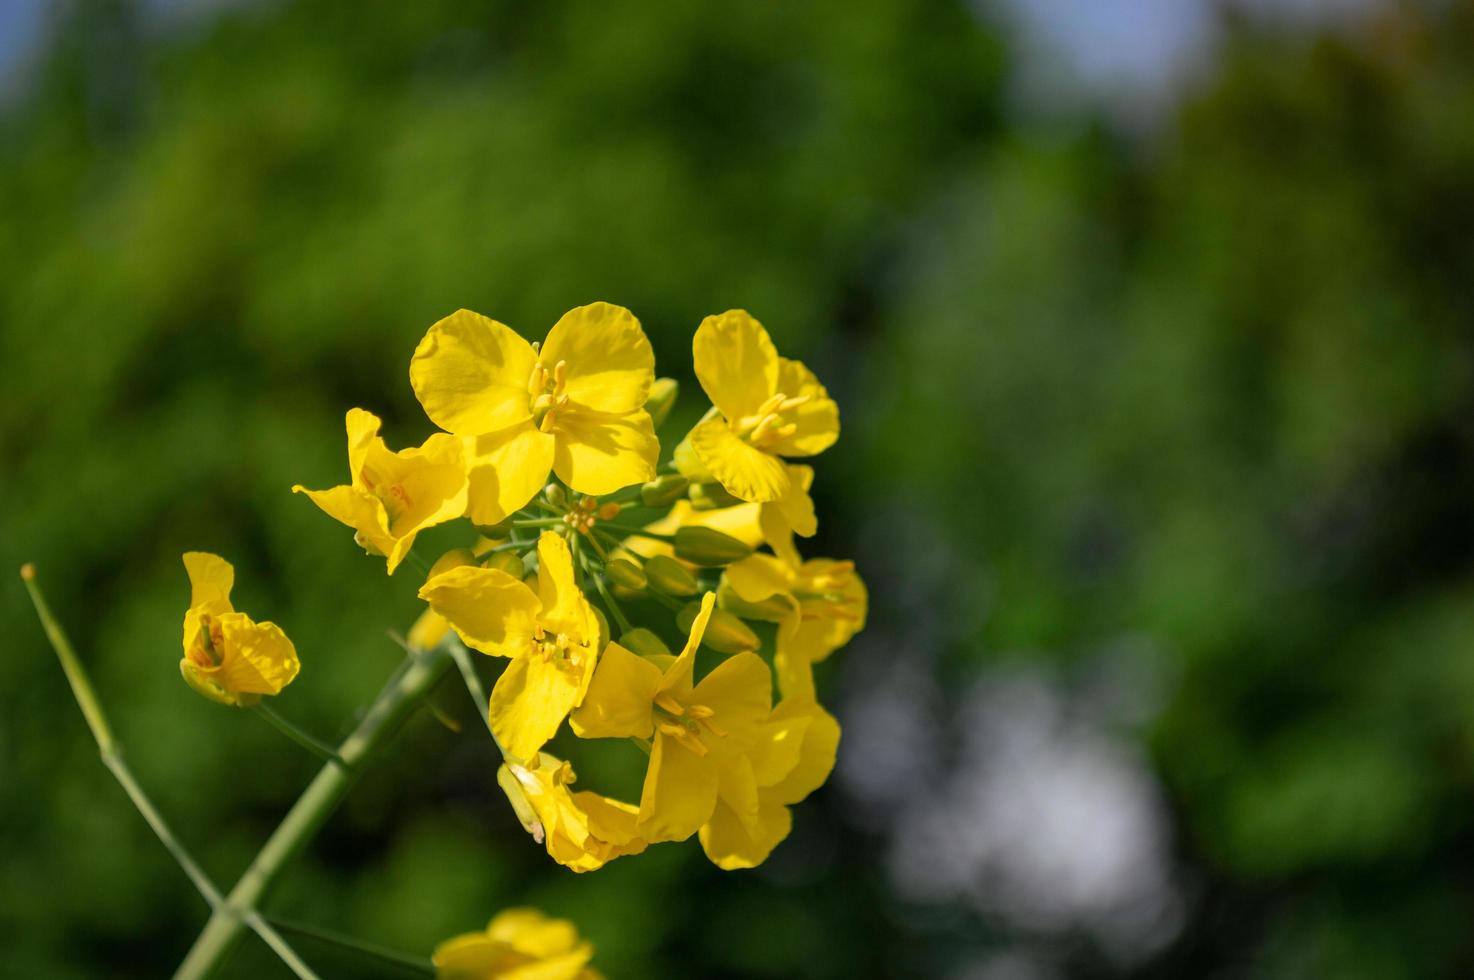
[
  {"xmin": 674, "ymin": 526, "xmax": 754, "ymax": 566},
  {"xmin": 428, "ymin": 547, "xmax": 478, "ymax": 578},
  {"xmin": 644, "ymin": 555, "xmax": 699, "ymax": 596},
  {"xmin": 543, "ymin": 483, "xmax": 567, "ymax": 508},
  {"xmin": 673, "ymin": 432, "xmax": 712, "ymax": 482},
  {"xmin": 483, "ymin": 551, "xmax": 525, "ymax": 579},
  {"xmin": 619, "ymin": 627, "xmax": 670, "ymax": 658},
  {"xmin": 611, "ymin": 583, "xmax": 645, "ymax": 602},
  {"xmin": 646, "ymin": 377, "xmax": 679, "ymax": 429},
  {"xmin": 591, "ymin": 606, "xmax": 610, "ymax": 653},
  {"xmin": 472, "ymin": 516, "xmax": 516, "ymax": 538},
  {"xmin": 687, "ymin": 481, "xmax": 742, "ymax": 511},
  {"xmin": 640, "ymin": 473, "xmax": 690, "ymax": 508},
  {"xmin": 605, "ymin": 558, "xmax": 647, "ymax": 592},
  {"xmin": 677, "ymin": 602, "xmax": 760, "ymax": 654},
  {"xmin": 717, "ymin": 579, "xmax": 793, "ymax": 622}
]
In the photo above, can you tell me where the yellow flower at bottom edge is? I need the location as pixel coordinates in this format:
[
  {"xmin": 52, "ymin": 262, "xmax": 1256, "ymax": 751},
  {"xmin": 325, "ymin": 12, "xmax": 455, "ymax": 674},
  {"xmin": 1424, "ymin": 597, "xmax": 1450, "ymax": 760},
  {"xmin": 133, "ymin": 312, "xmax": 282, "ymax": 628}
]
[
  {"xmin": 419, "ymin": 532, "xmax": 599, "ymax": 761},
  {"xmin": 180, "ymin": 552, "xmax": 299, "ymax": 707},
  {"xmin": 292, "ymin": 408, "xmax": 467, "ymax": 575},
  {"xmin": 409, "ymin": 304, "xmax": 659, "ymax": 525},
  {"xmin": 497, "ymin": 752, "xmax": 647, "ymax": 872},
  {"xmin": 433, "ymin": 907, "xmax": 602, "ymax": 980},
  {"xmin": 570, "ymin": 593, "xmax": 803, "ymax": 844},
  {"xmin": 679, "ymin": 310, "xmax": 839, "ymax": 503}
]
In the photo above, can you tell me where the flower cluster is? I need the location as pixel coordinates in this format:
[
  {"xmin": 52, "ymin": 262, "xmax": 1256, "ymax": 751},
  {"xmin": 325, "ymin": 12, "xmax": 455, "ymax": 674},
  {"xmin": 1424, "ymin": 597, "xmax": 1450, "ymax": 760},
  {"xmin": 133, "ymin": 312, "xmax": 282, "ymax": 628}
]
[{"xmin": 284, "ymin": 303, "xmax": 866, "ymax": 871}]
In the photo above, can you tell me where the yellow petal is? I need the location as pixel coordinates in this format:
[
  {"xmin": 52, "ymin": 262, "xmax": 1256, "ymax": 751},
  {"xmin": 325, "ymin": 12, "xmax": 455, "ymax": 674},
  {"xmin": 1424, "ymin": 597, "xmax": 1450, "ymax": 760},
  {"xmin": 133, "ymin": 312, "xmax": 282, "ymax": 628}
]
[
  {"xmin": 638, "ymin": 732, "xmax": 719, "ymax": 843},
  {"xmin": 765, "ymin": 698, "xmax": 840, "ymax": 805},
  {"xmin": 419, "ymin": 565, "xmax": 540, "ymax": 658},
  {"xmin": 775, "ymin": 645, "xmax": 817, "ymax": 702},
  {"xmin": 713, "ymin": 751, "xmax": 761, "ymax": 836},
  {"xmin": 488, "ymin": 908, "xmax": 581, "ymax": 956},
  {"xmin": 692, "ymin": 310, "xmax": 778, "ymax": 422},
  {"xmin": 490, "ymin": 655, "xmax": 585, "ymax": 762},
  {"xmin": 550, "ymin": 408, "xmax": 658, "ymax": 496},
  {"xmin": 723, "ymin": 554, "xmax": 794, "ymax": 604},
  {"xmin": 691, "ymin": 651, "xmax": 773, "ymax": 742},
  {"xmin": 431, "ymin": 933, "xmax": 513, "ymax": 978},
  {"xmin": 574, "ymin": 791, "xmax": 646, "ymax": 851},
  {"xmin": 539, "ymin": 302, "xmax": 654, "ymax": 415},
  {"xmin": 759, "ymin": 503, "xmax": 803, "ymax": 569},
  {"xmin": 292, "ymin": 485, "xmax": 398, "ymax": 569},
  {"xmin": 787, "ymin": 558, "xmax": 868, "ymax": 663},
  {"xmin": 698, "ymin": 794, "xmax": 793, "ymax": 871},
  {"xmin": 747, "ymin": 710, "xmax": 810, "ymax": 788},
  {"xmin": 183, "ymin": 552, "xmax": 234, "ymax": 610},
  {"xmin": 410, "ymin": 309, "xmax": 537, "ymax": 435},
  {"xmin": 215, "ymin": 613, "xmax": 300, "ymax": 696},
  {"xmin": 406, "ymin": 608, "xmax": 450, "ymax": 652},
  {"xmin": 463, "ymin": 422, "xmax": 556, "ymax": 525},
  {"xmin": 765, "ymin": 463, "xmax": 817, "ymax": 539},
  {"xmin": 764, "ymin": 357, "xmax": 840, "ymax": 457},
  {"xmin": 569, "ymin": 642, "xmax": 661, "ymax": 739},
  {"xmin": 534, "ymin": 532, "xmax": 583, "ymax": 631},
  {"xmin": 657, "ymin": 592, "xmax": 715, "ymax": 701},
  {"xmin": 689, "ymin": 416, "xmax": 789, "ymax": 504}
]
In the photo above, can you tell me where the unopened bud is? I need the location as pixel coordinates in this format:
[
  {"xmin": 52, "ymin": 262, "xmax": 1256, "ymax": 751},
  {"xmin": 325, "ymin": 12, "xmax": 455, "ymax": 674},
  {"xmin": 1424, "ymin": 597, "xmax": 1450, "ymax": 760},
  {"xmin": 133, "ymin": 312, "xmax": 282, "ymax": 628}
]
[
  {"xmin": 611, "ymin": 583, "xmax": 645, "ymax": 601},
  {"xmin": 620, "ymin": 628, "xmax": 671, "ymax": 659},
  {"xmin": 591, "ymin": 606, "xmax": 610, "ymax": 653},
  {"xmin": 497, "ymin": 764, "xmax": 545, "ymax": 843},
  {"xmin": 717, "ymin": 579, "xmax": 794, "ymax": 622},
  {"xmin": 598, "ymin": 502, "xmax": 622, "ymax": 521},
  {"xmin": 687, "ymin": 481, "xmax": 742, "ymax": 511},
  {"xmin": 640, "ymin": 474, "xmax": 689, "ymax": 508},
  {"xmin": 672, "ymin": 433, "xmax": 712, "ymax": 482},
  {"xmin": 674, "ymin": 526, "xmax": 753, "ymax": 566},
  {"xmin": 646, "ymin": 377, "xmax": 679, "ymax": 429},
  {"xmin": 544, "ymin": 484, "xmax": 567, "ymax": 508},
  {"xmin": 428, "ymin": 548, "xmax": 477, "ymax": 579},
  {"xmin": 605, "ymin": 558, "xmax": 647, "ymax": 592},
  {"xmin": 483, "ymin": 551, "xmax": 525, "ymax": 579},
  {"xmin": 677, "ymin": 602, "xmax": 760, "ymax": 654},
  {"xmin": 472, "ymin": 516, "xmax": 515, "ymax": 539},
  {"xmin": 644, "ymin": 555, "xmax": 699, "ymax": 596}
]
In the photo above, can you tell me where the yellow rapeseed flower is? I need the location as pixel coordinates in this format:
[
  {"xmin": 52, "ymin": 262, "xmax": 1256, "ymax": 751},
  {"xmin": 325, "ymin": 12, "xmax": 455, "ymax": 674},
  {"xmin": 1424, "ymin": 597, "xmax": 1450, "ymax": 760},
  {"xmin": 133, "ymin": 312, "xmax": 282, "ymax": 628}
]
[
  {"xmin": 293, "ymin": 408, "xmax": 467, "ymax": 574},
  {"xmin": 179, "ymin": 552, "xmax": 299, "ymax": 706},
  {"xmin": 721, "ymin": 552, "xmax": 867, "ymax": 668},
  {"xmin": 497, "ymin": 752, "xmax": 647, "ymax": 872},
  {"xmin": 419, "ymin": 532, "xmax": 599, "ymax": 761},
  {"xmin": 410, "ymin": 304, "xmax": 659, "ymax": 525},
  {"xmin": 570, "ymin": 593, "xmax": 801, "ymax": 844},
  {"xmin": 682, "ymin": 310, "xmax": 838, "ymax": 503},
  {"xmin": 699, "ymin": 695, "xmax": 840, "ymax": 870},
  {"xmin": 433, "ymin": 907, "xmax": 602, "ymax": 980}
]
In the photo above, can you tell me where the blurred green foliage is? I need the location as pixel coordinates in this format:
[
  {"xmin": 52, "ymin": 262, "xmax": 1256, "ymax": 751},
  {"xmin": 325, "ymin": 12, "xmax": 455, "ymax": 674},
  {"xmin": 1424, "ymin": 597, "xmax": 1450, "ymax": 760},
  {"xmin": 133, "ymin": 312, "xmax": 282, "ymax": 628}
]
[{"xmin": 6, "ymin": 1, "xmax": 1474, "ymax": 977}]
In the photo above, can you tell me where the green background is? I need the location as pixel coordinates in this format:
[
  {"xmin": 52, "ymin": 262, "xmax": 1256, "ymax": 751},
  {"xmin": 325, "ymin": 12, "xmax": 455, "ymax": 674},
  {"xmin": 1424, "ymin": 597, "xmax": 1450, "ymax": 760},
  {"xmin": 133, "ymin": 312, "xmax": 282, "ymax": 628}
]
[{"xmin": 6, "ymin": 2, "xmax": 1474, "ymax": 977}]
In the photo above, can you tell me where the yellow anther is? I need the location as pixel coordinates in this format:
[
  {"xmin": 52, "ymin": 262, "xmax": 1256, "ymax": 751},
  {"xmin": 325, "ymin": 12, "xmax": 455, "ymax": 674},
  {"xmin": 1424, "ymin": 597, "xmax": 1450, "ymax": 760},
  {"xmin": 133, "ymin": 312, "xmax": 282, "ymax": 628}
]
[
  {"xmin": 539, "ymin": 411, "xmax": 557, "ymax": 434},
  {"xmin": 778, "ymin": 394, "xmax": 812, "ymax": 412},
  {"xmin": 696, "ymin": 716, "xmax": 728, "ymax": 738},
  {"xmin": 654, "ymin": 693, "xmax": 686, "ymax": 716},
  {"xmin": 554, "ymin": 761, "xmax": 576, "ymax": 785},
  {"xmin": 552, "ymin": 359, "xmax": 568, "ymax": 393},
  {"xmin": 685, "ymin": 704, "xmax": 713, "ymax": 720},
  {"xmin": 756, "ymin": 392, "xmax": 786, "ymax": 417}
]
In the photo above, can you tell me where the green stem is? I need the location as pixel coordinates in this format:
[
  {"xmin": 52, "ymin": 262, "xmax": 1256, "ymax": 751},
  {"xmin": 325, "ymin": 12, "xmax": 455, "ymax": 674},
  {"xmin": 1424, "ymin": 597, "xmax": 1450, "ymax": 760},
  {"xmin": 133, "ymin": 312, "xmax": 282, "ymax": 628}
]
[
  {"xmin": 600, "ymin": 523, "xmax": 674, "ymax": 542},
  {"xmin": 20, "ymin": 565, "xmax": 320, "ymax": 979},
  {"xmin": 446, "ymin": 639, "xmax": 510, "ymax": 760},
  {"xmin": 252, "ymin": 704, "xmax": 346, "ymax": 767},
  {"xmin": 512, "ymin": 517, "xmax": 566, "ymax": 529},
  {"xmin": 264, "ymin": 916, "xmax": 434, "ymax": 977},
  {"xmin": 174, "ymin": 645, "xmax": 452, "ymax": 979},
  {"xmin": 589, "ymin": 569, "xmax": 633, "ymax": 635}
]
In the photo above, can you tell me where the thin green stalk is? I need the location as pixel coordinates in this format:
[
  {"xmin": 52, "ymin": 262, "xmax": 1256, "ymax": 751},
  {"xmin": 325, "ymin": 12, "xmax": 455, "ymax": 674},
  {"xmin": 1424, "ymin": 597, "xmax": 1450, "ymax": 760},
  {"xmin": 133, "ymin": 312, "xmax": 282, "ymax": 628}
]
[
  {"xmin": 252, "ymin": 703, "xmax": 346, "ymax": 767},
  {"xmin": 20, "ymin": 565, "xmax": 320, "ymax": 980},
  {"xmin": 512, "ymin": 517, "xmax": 566, "ymax": 529},
  {"xmin": 264, "ymin": 916, "xmax": 434, "ymax": 977},
  {"xmin": 174, "ymin": 644, "xmax": 452, "ymax": 979},
  {"xmin": 589, "ymin": 569, "xmax": 633, "ymax": 635},
  {"xmin": 446, "ymin": 638, "xmax": 510, "ymax": 761},
  {"xmin": 599, "ymin": 523, "xmax": 674, "ymax": 542}
]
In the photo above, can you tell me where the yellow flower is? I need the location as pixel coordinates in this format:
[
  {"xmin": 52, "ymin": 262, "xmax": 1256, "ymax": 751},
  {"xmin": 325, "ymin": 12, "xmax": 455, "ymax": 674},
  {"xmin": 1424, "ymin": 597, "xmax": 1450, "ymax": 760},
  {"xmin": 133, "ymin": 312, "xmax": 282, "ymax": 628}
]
[
  {"xmin": 570, "ymin": 593, "xmax": 800, "ymax": 843},
  {"xmin": 180, "ymin": 552, "xmax": 299, "ymax": 707},
  {"xmin": 410, "ymin": 305, "xmax": 659, "ymax": 525},
  {"xmin": 619, "ymin": 499, "xmax": 764, "ymax": 563},
  {"xmin": 433, "ymin": 907, "xmax": 602, "ymax": 980},
  {"xmin": 699, "ymin": 695, "xmax": 840, "ymax": 870},
  {"xmin": 721, "ymin": 552, "xmax": 867, "ymax": 668},
  {"xmin": 419, "ymin": 532, "xmax": 600, "ymax": 761},
  {"xmin": 497, "ymin": 752, "xmax": 647, "ymax": 872},
  {"xmin": 682, "ymin": 310, "xmax": 839, "ymax": 503},
  {"xmin": 293, "ymin": 408, "xmax": 467, "ymax": 574},
  {"xmin": 758, "ymin": 462, "xmax": 817, "ymax": 565}
]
